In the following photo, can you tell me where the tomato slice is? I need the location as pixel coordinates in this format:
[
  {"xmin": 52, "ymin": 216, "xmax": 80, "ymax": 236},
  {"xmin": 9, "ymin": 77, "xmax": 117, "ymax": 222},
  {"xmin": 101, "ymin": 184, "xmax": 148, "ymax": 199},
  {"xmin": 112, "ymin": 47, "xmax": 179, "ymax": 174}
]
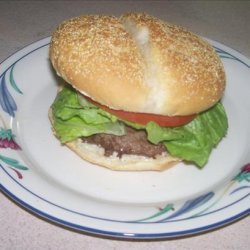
[{"xmin": 86, "ymin": 96, "xmax": 196, "ymax": 127}]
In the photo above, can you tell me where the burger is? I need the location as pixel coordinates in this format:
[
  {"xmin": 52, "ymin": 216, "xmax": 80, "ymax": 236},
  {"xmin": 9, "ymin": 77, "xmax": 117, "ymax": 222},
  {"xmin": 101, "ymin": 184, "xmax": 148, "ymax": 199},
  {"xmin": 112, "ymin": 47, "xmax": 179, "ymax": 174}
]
[{"xmin": 48, "ymin": 13, "xmax": 228, "ymax": 171}]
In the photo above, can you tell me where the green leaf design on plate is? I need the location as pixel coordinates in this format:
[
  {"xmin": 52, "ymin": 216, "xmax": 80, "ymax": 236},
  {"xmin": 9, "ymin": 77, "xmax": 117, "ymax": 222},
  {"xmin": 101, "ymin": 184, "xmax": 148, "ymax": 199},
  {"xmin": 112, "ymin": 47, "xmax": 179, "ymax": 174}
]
[
  {"xmin": 0, "ymin": 128, "xmax": 14, "ymax": 140},
  {"xmin": 132, "ymin": 203, "xmax": 174, "ymax": 222},
  {"xmin": 9, "ymin": 65, "xmax": 23, "ymax": 94},
  {"xmin": 0, "ymin": 154, "xmax": 28, "ymax": 170}
]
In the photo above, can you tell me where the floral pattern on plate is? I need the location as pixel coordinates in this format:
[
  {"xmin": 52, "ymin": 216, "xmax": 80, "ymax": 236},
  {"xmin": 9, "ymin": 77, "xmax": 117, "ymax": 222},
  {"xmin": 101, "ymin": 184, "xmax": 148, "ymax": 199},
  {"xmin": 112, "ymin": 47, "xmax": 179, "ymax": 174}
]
[{"xmin": 0, "ymin": 37, "xmax": 249, "ymax": 239}]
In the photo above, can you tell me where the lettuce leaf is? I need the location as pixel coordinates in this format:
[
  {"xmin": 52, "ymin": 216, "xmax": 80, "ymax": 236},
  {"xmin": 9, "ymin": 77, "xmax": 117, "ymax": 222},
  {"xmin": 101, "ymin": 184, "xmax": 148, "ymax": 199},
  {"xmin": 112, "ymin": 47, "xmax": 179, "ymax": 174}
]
[
  {"xmin": 145, "ymin": 102, "xmax": 228, "ymax": 167},
  {"xmin": 51, "ymin": 86, "xmax": 228, "ymax": 167},
  {"xmin": 51, "ymin": 86, "xmax": 126, "ymax": 143}
]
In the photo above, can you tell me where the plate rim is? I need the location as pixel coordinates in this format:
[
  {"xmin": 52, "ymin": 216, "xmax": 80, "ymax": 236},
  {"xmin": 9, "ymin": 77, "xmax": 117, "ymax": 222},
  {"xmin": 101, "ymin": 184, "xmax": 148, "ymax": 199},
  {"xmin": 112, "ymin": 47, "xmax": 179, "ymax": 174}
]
[
  {"xmin": 1, "ymin": 183, "xmax": 249, "ymax": 239},
  {"xmin": 0, "ymin": 36, "xmax": 249, "ymax": 239}
]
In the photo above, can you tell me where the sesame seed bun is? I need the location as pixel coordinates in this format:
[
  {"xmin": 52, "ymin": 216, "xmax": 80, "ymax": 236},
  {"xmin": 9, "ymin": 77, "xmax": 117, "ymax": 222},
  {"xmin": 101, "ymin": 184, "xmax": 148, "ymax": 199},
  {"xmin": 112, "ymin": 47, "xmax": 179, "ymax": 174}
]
[{"xmin": 49, "ymin": 13, "xmax": 225, "ymax": 116}]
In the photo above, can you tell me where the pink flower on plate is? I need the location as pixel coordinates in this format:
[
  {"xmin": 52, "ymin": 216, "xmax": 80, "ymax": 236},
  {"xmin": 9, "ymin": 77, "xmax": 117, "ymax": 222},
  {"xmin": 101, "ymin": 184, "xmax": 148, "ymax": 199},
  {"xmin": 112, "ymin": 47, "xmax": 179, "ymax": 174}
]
[
  {"xmin": 242, "ymin": 163, "xmax": 250, "ymax": 173},
  {"xmin": 0, "ymin": 128, "xmax": 21, "ymax": 150}
]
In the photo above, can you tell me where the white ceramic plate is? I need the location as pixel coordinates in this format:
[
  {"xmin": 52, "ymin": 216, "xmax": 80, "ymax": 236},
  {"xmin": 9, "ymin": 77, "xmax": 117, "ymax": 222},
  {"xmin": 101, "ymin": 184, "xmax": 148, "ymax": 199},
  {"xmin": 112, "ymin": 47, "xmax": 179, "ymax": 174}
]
[{"xmin": 0, "ymin": 37, "xmax": 249, "ymax": 239}]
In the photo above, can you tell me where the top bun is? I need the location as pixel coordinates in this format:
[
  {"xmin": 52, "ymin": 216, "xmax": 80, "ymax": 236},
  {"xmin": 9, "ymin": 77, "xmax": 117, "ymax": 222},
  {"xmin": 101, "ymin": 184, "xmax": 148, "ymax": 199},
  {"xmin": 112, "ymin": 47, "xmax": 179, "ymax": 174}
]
[{"xmin": 49, "ymin": 13, "xmax": 225, "ymax": 116}]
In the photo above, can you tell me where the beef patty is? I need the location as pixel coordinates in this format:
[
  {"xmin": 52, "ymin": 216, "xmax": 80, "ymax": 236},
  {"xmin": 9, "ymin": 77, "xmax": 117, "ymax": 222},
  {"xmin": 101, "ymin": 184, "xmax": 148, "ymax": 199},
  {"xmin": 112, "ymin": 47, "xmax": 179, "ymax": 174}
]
[{"xmin": 82, "ymin": 126, "xmax": 166, "ymax": 158}]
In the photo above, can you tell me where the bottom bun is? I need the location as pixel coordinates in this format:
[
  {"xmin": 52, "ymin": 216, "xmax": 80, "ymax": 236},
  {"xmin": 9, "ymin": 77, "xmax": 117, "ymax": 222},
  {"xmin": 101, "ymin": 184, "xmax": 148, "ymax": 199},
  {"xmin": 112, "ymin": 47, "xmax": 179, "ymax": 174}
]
[{"xmin": 66, "ymin": 139, "xmax": 180, "ymax": 171}]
